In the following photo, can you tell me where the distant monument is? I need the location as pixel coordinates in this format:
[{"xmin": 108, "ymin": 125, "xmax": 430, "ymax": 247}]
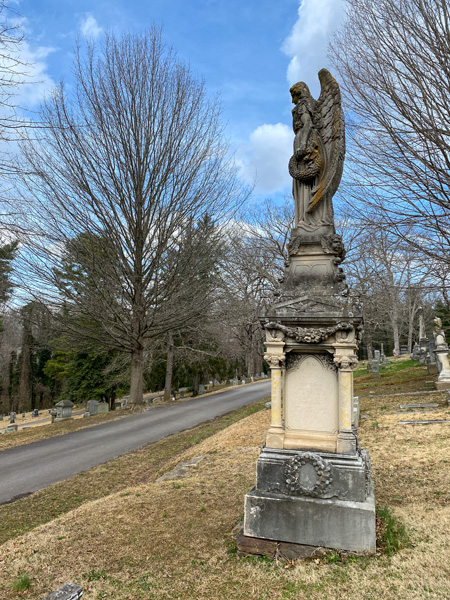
[
  {"xmin": 238, "ymin": 70, "xmax": 375, "ymax": 557},
  {"xmin": 433, "ymin": 317, "xmax": 450, "ymax": 389}
]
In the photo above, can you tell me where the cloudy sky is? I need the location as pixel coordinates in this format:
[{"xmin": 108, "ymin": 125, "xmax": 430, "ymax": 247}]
[{"xmin": 13, "ymin": 0, "xmax": 345, "ymax": 200}]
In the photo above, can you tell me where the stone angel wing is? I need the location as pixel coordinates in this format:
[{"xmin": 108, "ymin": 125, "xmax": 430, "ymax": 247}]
[{"xmin": 308, "ymin": 69, "xmax": 345, "ymax": 213}]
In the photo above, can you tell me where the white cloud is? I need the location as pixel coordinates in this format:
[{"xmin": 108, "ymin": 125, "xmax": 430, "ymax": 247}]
[
  {"xmin": 283, "ymin": 0, "xmax": 345, "ymax": 95},
  {"xmin": 237, "ymin": 123, "xmax": 292, "ymax": 194},
  {"xmin": 0, "ymin": 16, "xmax": 57, "ymax": 109},
  {"xmin": 15, "ymin": 43, "xmax": 56, "ymax": 108},
  {"xmin": 79, "ymin": 14, "xmax": 103, "ymax": 39}
]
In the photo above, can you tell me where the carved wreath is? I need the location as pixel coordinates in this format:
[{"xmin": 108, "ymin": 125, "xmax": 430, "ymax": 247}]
[
  {"xmin": 284, "ymin": 453, "xmax": 333, "ymax": 497},
  {"xmin": 265, "ymin": 321, "xmax": 352, "ymax": 344}
]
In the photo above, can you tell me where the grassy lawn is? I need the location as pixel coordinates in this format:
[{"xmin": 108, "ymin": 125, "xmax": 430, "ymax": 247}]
[{"xmin": 1, "ymin": 361, "xmax": 449, "ymax": 599}]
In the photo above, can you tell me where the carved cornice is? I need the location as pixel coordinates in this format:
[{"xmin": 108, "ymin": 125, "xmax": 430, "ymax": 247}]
[{"xmin": 265, "ymin": 321, "xmax": 352, "ymax": 344}]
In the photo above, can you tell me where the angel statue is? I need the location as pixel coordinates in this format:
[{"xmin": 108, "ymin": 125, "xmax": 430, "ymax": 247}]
[{"xmin": 289, "ymin": 69, "xmax": 345, "ymax": 235}]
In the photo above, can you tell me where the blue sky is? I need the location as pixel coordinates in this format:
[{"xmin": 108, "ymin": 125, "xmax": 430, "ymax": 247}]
[{"xmin": 11, "ymin": 0, "xmax": 345, "ymax": 199}]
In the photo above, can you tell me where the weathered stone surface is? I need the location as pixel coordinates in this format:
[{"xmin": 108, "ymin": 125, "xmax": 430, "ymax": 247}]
[
  {"xmin": 399, "ymin": 403, "xmax": 439, "ymax": 409},
  {"xmin": 156, "ymin": 456, "xmax": 204, "ymax": 482},
  {"xmin": 289, "ymin": 70, "xmax": 344, "ymax": 242},
  {"xmin": 398, "ymin": 419, "xmax": 449, "ymax": 425},
  {"xmin": 254, "ymin": 447, "xmax": 369, "ymax": 503},
  {"xmin": 244, "ymin": 487, "xmax": 376, "ymax": 553},
  {"xmin": 42, "ymin": 582, "xmax": 83, "ymax": 600},
  {"xmin": 54, "ymin": 399, "xmax": 74, "ymax": 421},
  {"xmin": 236, "ymin": 528, "xmax": 328, "ymax": 560}
]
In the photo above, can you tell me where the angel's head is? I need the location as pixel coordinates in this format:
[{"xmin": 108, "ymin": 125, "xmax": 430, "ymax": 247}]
[{"xmin": 290, "ymin": 82, "xmax": 311, "ymax": 105}]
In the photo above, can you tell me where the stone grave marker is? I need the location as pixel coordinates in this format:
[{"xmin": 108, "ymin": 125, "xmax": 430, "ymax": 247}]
[
  {"xmin": 374, "ymin": 350, "xmax": 381, "ymax": 363},
  {"xmin": 398, "ymin": 419, "xmax": 449, "ymax": 425},
  {"xmin": 399, "ymin": 403, "xmax": 439, "ymax": 410},
  {"xmin": 85, "ymin": 399, "xmax": 99, "ymax": 416},
  {"xmin": 198, "ymin": 384, "xmax": 205, "ymax": 395},
  {"xmin": 239, "ymin": 70, "xmax": 375, "ymax": 558},
  {"xmin": 43, "ymin": 582, "xmax": 83, "ymax": 600},
  {"xmin": 368, "ymin": 360, "xmax": 380, "ymax": 378},
  {"xmin": 54, "ymin": 399, "xmax": 74, "ymax": 421},
  {"xmin": 97, "ymin": 402, "xmax": 109, "ymax": 415},
  {"xmin": 432, "ymin": 317, "xmax": 450, "ymax": 390}
]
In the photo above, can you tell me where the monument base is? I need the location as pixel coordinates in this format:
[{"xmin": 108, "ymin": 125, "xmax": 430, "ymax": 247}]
[
  {"xmin": 236, "ymin": 528, "xmax": 329, "ymax": 560},
  {"xmin": 243, "ymin": 487, "xmax": 376, "ymax": 553}
]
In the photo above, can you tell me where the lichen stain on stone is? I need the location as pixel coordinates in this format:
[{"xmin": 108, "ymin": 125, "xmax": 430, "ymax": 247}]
[{"xmin": 308, "ymin": 178, "xmax": 325, "ymax": 213}]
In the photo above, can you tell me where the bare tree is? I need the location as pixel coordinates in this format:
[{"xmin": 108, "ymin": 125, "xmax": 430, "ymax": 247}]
[
  {"xmin": 15, "ymin": 29, "xmax": 245, "ymax": 405},
  {"xmin": 219, "ymin": 198, "xmax": 293, "ymax": 377},
  {"xmin": 343, "ymin": 218, "xmax": 432, "ymax": 355},
  {"xmin": 331, "ymin": 0, "xmax": 450, "ymax": 262}
]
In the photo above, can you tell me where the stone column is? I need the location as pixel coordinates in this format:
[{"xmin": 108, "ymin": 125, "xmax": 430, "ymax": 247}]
[
  {"xmin": 264, "ymin": 347, "xmax": 285, "ymax": 449},
  {"xmin": 334, "ymin": 354, "xmax": 358, "ymax": 454}
]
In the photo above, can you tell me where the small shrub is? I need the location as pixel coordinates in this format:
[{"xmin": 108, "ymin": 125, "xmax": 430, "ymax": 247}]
[{"xmin": 11, "ymin": 573, "xmax": 31, "ymax": 591}]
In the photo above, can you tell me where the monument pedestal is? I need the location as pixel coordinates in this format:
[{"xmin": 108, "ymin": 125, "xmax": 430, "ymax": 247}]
[
  {"xmin": 243, "ymin": 447, "xmax": 376, "ymax": 553},
  {"xmin": 239, "ymin": 233, "xmax": 376, "ymax": 555}
]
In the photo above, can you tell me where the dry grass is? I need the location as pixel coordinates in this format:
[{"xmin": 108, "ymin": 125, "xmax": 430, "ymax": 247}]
[{"xmin": 1, "ymin": 364, "xmax": 449, "ymax": 599}]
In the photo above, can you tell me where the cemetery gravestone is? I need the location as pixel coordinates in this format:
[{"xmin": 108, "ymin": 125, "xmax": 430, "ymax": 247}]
[
  {"xmin": 374, "ymin": 350, "xmax": 381, "ymax": 363},
  {"xmin": 239, "ymin": 70, "xmax": 375, "ymax": 556},
  {"xmin": 433, "ymin": 317, "xmax": 450, "ymax": 390},
  {"xmin": 97, "ymin": 402, "xmax": 109, "ymax": 415},
  {"xmin": 198, "ymin": 384, "xmax": 205, "ymax": 395},
  {"xmin": 85, "ymin": 399, "xmax": 99, "ymax": 417},
  {"xmin": 369, "ymin": 360, "xmax": 380, "ymax": 379},
  {"xmin": 54, "ymin": 399, "xmax": 74, "ymax": 421}
]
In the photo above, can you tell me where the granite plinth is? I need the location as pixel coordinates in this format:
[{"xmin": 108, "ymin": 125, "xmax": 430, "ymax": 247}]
[{"xmin": 244, "ymin": 486, "xmax": 376, "ymax": 553}]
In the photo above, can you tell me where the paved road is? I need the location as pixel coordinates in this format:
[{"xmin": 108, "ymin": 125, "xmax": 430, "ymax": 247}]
[{"xmin": 0, "ymin": 381, "xmax": 270, "ymax": 505}]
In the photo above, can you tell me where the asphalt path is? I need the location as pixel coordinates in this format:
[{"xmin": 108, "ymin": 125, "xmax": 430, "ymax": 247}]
[{"xmin": 0, "ymin": 381, "xmax": 270, "ymax": 505}]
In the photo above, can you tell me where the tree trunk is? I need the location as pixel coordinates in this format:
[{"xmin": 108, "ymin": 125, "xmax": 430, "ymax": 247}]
[
  {"xmin": 366, "ymin": 329, "xmax": 374, "ymax": 360},
  {"xmin": 407, "ymin": 319, "xmax": 414, "ymax": 354},
  {"xmin": 129, "ymin": 347, "xmax": 144, "ymax": 405},
  {"xmin": 164, "ymin": 331, "xmax": 174, "ymax": 402},
  {"xmin": 192, "ymin": 373, "xmax": 199, "ymax": 396}
]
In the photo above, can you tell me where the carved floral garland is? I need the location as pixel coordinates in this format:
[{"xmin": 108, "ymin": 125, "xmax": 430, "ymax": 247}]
[
  {"xmin": 265, "ymin": 321, "xmax": 352, "ymax": 343},
  {"xmin": 284, "ymin": 452, "xmax": 333, "ymax": 497}
]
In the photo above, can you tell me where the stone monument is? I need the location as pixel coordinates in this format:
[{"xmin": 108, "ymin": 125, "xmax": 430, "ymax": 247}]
[
  {"xmin": 238, "ymin": 69, "xmax": 376, "ymax": 556},
  {"xmin": 433, "ymin": 317, "xmax": 450, "ymax": 390}
]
